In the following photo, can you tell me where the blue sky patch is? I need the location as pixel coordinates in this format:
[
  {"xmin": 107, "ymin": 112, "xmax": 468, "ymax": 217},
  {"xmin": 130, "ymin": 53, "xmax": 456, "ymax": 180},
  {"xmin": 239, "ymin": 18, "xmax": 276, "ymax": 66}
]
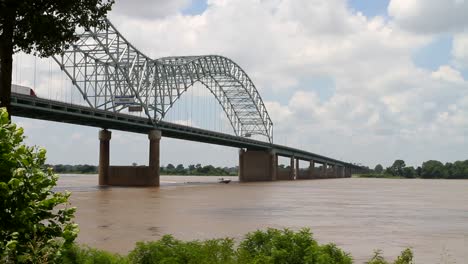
[
  {"xmin": 298, "ymin": 75, "xmax": 336, "ymax": 101},
  {"xmin": 182, "ymin": 0, "xmax": 208, "ymax": 16},
  {"xmin": 348, "ymin": 0, "xmax": 389, "ymax": 17},
  {"xmin": 413, "ymin": 35, "xmax": 452, "ymax": 71}
]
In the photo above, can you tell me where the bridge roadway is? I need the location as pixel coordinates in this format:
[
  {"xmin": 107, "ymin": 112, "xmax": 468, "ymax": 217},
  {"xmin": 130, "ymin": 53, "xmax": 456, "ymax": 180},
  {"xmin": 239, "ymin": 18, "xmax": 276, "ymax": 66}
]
[
  {"xmin": 11, "ymin": 93, "xmax": 355, "ymax": 167},
  {"xmin": 11, "ymin": 93, "xmax": 360, "ymax": 185}
]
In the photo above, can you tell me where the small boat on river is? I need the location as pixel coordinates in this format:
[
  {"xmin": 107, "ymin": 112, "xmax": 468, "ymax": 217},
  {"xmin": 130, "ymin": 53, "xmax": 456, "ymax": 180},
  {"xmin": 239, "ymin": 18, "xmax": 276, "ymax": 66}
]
[{"xmin": 218, "ymin": 178, "xmax": 231, "ymax": 184}]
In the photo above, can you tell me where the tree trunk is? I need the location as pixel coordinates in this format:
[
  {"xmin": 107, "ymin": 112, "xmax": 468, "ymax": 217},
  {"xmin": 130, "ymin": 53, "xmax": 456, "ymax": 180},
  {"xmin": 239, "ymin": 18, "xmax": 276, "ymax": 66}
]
[{"xmin": 0, "ymin": 14, "xmax": 14, "ymax": 120}]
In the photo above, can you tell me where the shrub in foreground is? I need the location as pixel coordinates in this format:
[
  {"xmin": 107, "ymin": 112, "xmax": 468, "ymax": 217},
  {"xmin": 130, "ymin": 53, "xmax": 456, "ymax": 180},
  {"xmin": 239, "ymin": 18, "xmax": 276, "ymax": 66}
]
[
  {"xmin": 128, "ymin": 235, "xmax": 236, "ymax": 264},
  {"xmin": 0, "ymin": 108, "xmax": 78, "ymax": 263},
  {"xmin": 59, "ymin": 228, "xmax": 413, "ymax": 264},
  {"xmin": 60, "ymin": 245, "xmax": 128, "ymax": 264},
  {"xmin": 237, "ymin": 228, "xmax": 352, "ymax": 264}
]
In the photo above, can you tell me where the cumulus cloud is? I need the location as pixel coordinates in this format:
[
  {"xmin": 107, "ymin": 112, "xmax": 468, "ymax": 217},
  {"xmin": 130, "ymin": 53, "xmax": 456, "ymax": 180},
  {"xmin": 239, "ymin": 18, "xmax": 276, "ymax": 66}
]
[
  {"xmin": 13, "ymin": 0, "xmax": 468, "ymax": 168},
  {"xmin": 452, "ymin": 32, "xmax": 468, "ymax": 68},
  {"xmin": 388, "ymin": 0, "xmax": 468, "ymax": 34},
  {"xmin": 111, "ymin": 0, "xmax": 190, "ymax": 19}
]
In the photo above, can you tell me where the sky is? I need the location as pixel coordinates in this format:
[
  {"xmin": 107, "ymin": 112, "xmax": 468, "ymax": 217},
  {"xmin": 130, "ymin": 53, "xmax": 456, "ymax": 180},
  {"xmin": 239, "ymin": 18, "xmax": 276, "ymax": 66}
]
[{"xmin": 12, "ymin": 0, "xmax": 468, "ymax": 169}]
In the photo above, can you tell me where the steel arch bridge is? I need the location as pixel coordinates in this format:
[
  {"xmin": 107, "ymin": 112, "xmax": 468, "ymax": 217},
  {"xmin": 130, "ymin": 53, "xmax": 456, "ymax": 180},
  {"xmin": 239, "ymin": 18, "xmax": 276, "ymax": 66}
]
[{"xmin": 54, "ymin": 19, "xmax": 273, "ymax": 142}]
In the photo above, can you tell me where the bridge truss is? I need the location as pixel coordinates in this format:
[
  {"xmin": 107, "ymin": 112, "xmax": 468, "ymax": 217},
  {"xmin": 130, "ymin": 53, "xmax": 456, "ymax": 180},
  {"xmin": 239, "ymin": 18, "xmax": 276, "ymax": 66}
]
[{"xmin": 54, "ymin": 19, "xmax": 273, "ymax": 142}]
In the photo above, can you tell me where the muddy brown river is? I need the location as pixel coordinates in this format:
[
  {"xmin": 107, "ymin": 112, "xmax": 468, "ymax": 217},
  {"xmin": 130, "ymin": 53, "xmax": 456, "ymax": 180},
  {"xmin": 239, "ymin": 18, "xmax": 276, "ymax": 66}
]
[{"xmin": 57, "ymin": 175, "xmax": 468, "ymax": 263}]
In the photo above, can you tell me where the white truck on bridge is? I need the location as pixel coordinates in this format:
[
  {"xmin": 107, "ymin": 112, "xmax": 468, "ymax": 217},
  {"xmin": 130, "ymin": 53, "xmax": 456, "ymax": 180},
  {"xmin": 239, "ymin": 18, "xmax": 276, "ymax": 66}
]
[{"xmin": 12, "ymin": 84, "xmax": 37, "ymax": 97}]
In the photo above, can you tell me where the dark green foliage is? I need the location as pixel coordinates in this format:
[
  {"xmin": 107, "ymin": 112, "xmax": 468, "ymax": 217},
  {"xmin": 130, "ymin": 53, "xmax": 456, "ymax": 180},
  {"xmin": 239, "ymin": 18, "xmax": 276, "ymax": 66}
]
[
  {"xmin": 0, "ymin": 0, "xmax": 114, "ymax": 115},
  {"xmin": 402, "ymin": 166, "xmax": 416, "ymax": 178},
  {"xmin": 366, "ymin": 249, "xmax": 413, "ymax": 264},
  {"xmin": 374, "ymin": 164, "xmax": 384, "ymax": 174},
  {"xmin": 62, "ymin": 229, "xmax": 410, "ymax": 264},
  {"xmin": 0, "ymin": 108, "xmax": 79, "ymax": 263},
  {"xmin": 389, "ymin": 160, "xmax": 406, "ymax": 177},
  {"xmin": 48, "ymin": 164, "xmax": 98, "ymax": 174},
  {"xmin": 237, "ymin": 228, "xmax": 352, "ymax": 264},
  {"xmin": 421, "ymin": 160, "xmax": 446, "ymax": 178},
  {"xmin": 60, "ymin": 245, "xmax": 127, "ymax": 264},
  {"xmin": 160, "ymin": 163, "xmax": 238, "ymax": 176},
  {"xmin": 127, "ymin": 235, "xmax": 236, "ymax": 264},
  {"xmin": 362, "ymin": 159, "xmax": 468, "ymax": 179},
  {"xmin": 1, "ymin": 0, "xmax": 114, "ymax": 57}
]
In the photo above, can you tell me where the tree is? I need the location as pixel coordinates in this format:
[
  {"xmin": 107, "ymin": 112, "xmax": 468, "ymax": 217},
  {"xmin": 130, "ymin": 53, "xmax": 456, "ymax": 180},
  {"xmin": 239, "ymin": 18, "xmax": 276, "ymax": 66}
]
[
  {"xmin": 374, "ymin": 164, "xmax": 383, "ymax": 174},
  {"xmin": 389, "ymin": 160, "xmax": 406, "ymax": 176},
  {"xmin": 0, "ymin": 108, "xmax": 78, "ymax": 262},
  {"xmin": 415, "ymin": 166, "xmax": 422, "ymax": 177},
  {"xmin": 0, "ymin": 0, "xmax": 113, "ymax": 118},
  {"xmin": 402, "ymin": 166, "xmax": 416, "ymax": 178},
  {"xmin": 421, "ymin": 160, "xmax": 445, "ymax": 178}
]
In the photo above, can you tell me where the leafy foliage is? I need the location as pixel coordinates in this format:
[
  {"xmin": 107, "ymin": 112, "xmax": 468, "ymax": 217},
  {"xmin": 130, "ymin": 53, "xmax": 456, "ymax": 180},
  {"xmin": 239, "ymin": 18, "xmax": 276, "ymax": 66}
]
[
  {"xmin": 0, "ymin": 0, "xmax": 114, "ymax": 116},
  {"xmin": 366, "ymin": 249, "xmax": 413, "ymax": 264},
  {"xmin": 374, "ymin": 164, "xmax": 384, "ymax": 174},
  {"xmin": 160, "ymin": 163, "xmax": 238, "ymax": 176},
  {"xmin": 127, "ymin": 235, "xmax": 236, "ymax": 264},
  {"xmin": 361, "ymin": 159, "xmax": 468, "ymax": 179},
  {"xmin": 0, "ymin": 108, "xmax": 79, "ymax": 263},
  {"xmin": 59, "ymin": 229, "xmax": 412, "ymax": 264},
  {"xmin": 1, "ymin": 0, "xmax": 114, "ymax": 57},
  {"xmin": 60, "ymin": 244, "xmax": 128, "ymax": 264},
  {"xmin": 237, "ymin": 228, "xmax": 352, "ymax": 264}
]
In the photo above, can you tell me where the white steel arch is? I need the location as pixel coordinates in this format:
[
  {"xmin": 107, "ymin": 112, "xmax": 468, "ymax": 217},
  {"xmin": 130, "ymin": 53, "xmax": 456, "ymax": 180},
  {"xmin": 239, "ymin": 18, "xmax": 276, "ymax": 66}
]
[{"xmin": 54, "ymin": 19, "xmax": 273, "ymax": 142}]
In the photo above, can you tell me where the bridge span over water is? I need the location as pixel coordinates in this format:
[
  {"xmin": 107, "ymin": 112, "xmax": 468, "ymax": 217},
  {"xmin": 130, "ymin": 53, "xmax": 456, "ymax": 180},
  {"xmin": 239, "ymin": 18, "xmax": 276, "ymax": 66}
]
[{"xmin": 11, "ymin": 19, "xmax": 361, "ymax": 186}]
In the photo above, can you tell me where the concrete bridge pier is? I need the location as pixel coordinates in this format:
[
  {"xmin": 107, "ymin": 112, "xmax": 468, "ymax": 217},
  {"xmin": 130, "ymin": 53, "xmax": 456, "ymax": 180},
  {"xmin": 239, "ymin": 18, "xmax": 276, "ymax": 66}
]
[
  {"xmin": 309, "ymin": 160, "xmax": 315, "ymax": 179},
  {"xmin": 148, "ymin": 130, "xmax": 162, "ymax": 186},
  {"xmin": 98, "ymin": 129, "xmax": 161, "ymax": 186},
  {"xmin": 296, "ymin": 159, "xmax": 316, "ymax": 180},
  {"xmin": 322, "ymin": 163, "xmax": 328, "ymax": 178},
  {"xmin": 345, "ymin": 167, "xmax": 352, "ymax": 178},
  {"xmin": 98, "ymin": 129, "xmax": 112, "ymax": 185},
  {"xmin": 239, "ymin": 149, "xmax": 277, "ymax": 182}
]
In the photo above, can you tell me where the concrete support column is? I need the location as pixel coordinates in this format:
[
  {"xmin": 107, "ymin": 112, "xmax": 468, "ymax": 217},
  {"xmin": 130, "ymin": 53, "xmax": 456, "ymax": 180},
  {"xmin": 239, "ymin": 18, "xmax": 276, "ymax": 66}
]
[
  {"xmin": 148, "ymin": 130, "xmax": 162, "ymax": 186},
  {"xmin": 239, "ymin": 149, "xmax": 276, "ymax": 182},
  {"xmin": 271, "ymin": 150, "xmax": 277, "ymax": 181},
  {"xmin": 239, "ymin": 149, "xmax": 245, "ymax": 182},
  {"xmin": 309, "ymin": 160, "xmax": 315, "ymax": 179},
  {"xmin": 295, "ymin": 158, "xmax": 299, "ymax": 180},
  {"xmin": 333, "ymin": 164, "xmax": 337, "ymax": 178},
  {"xmin": 98, "ymin": 129, "xmax": 112, "ymax": 186},
  {"xmin": 323, "ymin": 163, "xmax": 328, "ymax": 178},
  {"xmin": 290, "ymin": 156, "xmax": 295, "ymax": 180}
]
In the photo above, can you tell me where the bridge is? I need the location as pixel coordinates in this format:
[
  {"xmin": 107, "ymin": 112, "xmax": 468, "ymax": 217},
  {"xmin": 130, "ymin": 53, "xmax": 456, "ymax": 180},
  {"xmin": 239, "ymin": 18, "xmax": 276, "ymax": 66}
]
[{"xmin": 10, "ymin": 19, "xmax": 362, "ymax": 186}]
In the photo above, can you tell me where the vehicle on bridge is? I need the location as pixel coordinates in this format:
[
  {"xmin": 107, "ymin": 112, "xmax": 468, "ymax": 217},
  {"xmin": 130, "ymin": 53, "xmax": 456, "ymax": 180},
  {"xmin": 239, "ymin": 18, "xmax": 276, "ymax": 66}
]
[{"xmin": 12, "ymin": 84, "xmax": 37, "ymax": 97}]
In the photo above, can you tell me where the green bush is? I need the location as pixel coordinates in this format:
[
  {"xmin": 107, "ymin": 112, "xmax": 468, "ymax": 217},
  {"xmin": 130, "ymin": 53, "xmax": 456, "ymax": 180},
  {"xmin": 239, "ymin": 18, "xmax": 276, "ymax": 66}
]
[
  {"xmin": 237, "ymin": 228, "xmax": 352, "ymax": 264},
  {"xmin": 366, "ymin": 249, "xmax": 413, "ymax": 264},
  {"xmin": 128, "ymin": 235, "xmax": 236, "ymax": 264},
  {"xmin": 0, "ymin": 108, "xmax": 78, "ymax": 263},
  {"xmin": 60, "ymin": 244, "xmax": 128, "ymax": 264}
]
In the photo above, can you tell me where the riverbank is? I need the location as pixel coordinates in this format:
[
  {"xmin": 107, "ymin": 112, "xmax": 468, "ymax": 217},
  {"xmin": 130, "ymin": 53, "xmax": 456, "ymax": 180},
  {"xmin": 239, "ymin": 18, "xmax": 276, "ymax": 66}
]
[
  {"xmin": 353, "ymin": 174, "xmax": 405, "ymax": 179},
  {"xmin": 59, "ymin": 175, "xmax": 468, "ymax": 263},
  {"xmin": 61, "ymin": 229, "xmax": 412, "ymax": 264}
]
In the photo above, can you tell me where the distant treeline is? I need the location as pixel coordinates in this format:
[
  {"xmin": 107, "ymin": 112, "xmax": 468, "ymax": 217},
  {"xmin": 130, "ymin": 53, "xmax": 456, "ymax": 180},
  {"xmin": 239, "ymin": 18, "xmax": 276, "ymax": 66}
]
[
  {"xmin": 360, "ymin": 159, "xmax": 468, "ymax": 179},
  {"xmin": 47, "ymin": 164, "xmax": 97, "ymax": 174},
  {"xmin": 47, "ymin": 163, "xmax": 238, "ymax": 176},
  {"xmin": 161, "ymin": 164, "xmax": 238, "ymax": 176}
]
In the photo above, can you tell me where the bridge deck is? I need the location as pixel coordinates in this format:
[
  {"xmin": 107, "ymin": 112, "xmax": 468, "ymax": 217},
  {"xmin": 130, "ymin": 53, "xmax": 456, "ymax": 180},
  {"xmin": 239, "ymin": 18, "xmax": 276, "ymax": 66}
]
[{"xmin": 11, "ymin": 94, "xmax": 358, "ymax": 168}]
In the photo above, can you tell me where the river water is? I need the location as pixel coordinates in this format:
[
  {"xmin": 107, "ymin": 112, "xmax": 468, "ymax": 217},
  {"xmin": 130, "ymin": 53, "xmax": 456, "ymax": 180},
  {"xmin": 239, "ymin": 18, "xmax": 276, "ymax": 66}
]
[{"xmin": 57, "ymin": 175, "xmax": 468, "ymax": 263}]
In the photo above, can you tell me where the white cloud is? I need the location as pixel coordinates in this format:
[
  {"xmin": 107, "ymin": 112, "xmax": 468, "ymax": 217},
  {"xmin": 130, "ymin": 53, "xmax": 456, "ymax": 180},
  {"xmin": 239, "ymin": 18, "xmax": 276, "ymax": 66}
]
[
  {"xmin": 111, "ymin": 0, "xmax": 190, "ymax": 19},
  {"xmin": 452, "ymin": 32, "xmax": 468, "ymax": 68},
  {"xmin": 388, "ymin": 0, "xmax": 468, "ymax": 34},
  {"xmin": 12, "ymin": 0, "xmax": 468, "ymax": 168},
  {"xmin": 431, "ymin": 65, "xmax": 465, "ymax": 83}
]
